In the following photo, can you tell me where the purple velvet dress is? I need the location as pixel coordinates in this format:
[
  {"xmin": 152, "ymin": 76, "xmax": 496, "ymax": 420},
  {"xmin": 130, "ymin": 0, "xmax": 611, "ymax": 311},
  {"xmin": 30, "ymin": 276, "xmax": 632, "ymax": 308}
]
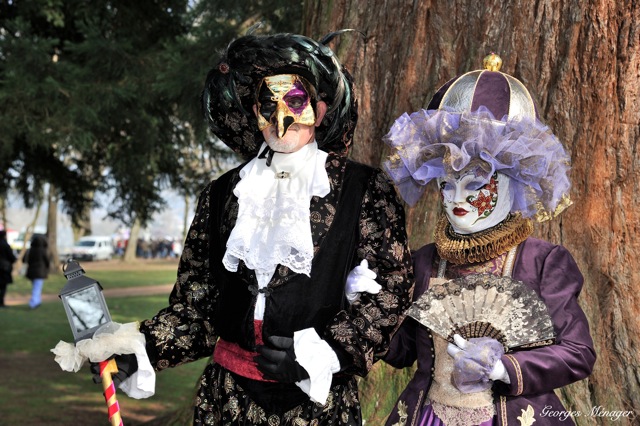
[{"xmin": 385, "ymin": 238, "xmax": 596, "ymax": 426}]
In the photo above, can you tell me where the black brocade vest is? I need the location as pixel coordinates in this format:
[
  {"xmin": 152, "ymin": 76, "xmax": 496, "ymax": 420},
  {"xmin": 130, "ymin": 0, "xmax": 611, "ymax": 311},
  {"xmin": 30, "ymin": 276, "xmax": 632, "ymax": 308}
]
[{"xmin": 209, "ymin": 160, "xmax": 374, "ymax": 351}]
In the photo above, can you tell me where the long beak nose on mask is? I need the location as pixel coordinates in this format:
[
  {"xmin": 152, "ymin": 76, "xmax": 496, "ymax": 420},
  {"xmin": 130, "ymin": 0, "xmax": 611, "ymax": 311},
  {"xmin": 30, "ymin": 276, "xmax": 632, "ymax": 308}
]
[{"xmin": 275, "ymin": 103, "xmax": 295, "ymax": 138}]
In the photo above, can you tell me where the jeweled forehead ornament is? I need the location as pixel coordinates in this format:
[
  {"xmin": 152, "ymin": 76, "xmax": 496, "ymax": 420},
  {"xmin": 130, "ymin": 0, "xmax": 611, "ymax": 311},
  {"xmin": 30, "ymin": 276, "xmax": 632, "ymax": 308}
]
[{"xmin": 256, "ymin": 74, "xmax": 317, "ymax": 138}]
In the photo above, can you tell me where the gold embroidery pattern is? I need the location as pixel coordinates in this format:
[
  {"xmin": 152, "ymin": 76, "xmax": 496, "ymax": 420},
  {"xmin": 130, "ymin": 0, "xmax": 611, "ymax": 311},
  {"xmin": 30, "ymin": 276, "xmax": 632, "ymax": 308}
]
[
  {"xmin": 505, "ymin": 354, "xmax": 524, "ymax": 395},
  {"xmin": 411, "ymin": 390, "xmax": 424, "ymax": 426},
  {"xmin": 327, "ymin": 167, "xmax": 413, "ymax": 375},
  {"xmin": 392, "ymin": 400, "xmax": 408, "ymax": 426},
  {"xmin": 535, "ymin": 193, "xmax": 572, "ymax": 223},
  {"xmin": 500, "ymin": 396, "xmax": 508, "ymax": 426},
  {"xmin": 517, "ymin": 405, "xmax": 536, "ymax": 426},
  {"xmin": 194, "ymin": 365, "xmax": 362, "ymax": 424}
]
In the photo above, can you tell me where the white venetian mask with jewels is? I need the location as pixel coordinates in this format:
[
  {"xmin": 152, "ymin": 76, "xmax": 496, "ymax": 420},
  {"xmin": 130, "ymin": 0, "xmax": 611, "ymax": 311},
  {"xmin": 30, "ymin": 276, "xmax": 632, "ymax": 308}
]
[{"xmin": 437, "ymin": 168, "xmax": 513, "ymax": 234}]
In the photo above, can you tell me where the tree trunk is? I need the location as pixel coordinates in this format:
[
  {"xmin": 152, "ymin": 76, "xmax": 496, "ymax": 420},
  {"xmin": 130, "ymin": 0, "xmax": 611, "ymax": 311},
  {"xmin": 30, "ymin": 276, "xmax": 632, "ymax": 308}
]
[
  {"xmin": 183, "ymin": 195, "xmax": 190, "ymax": 244},
  {"xmin": 46, "ymin": 185, "xmax": 60, "ymax": 273},
  {"xmin": 14, "ymin": 200, "xmax": 42, "ymax": 274},
  {"xmin": 123, "ymin": 217, "xmax": 141, "ymax": 263},
  {"xmin": 71, "ymin": 197, "xmax": 92, "ymax": 243},
  {"xmin": 305, "ymin": 0, "xmax": 639, "ymax": 424},
  {"xmin": 0, "ymin": 195, "xmax": 6, "ymax": 229}
]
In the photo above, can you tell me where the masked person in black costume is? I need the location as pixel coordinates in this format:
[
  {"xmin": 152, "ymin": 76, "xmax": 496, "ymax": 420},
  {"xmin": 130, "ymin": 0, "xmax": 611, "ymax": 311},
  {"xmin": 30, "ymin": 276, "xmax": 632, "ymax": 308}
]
[{"xmin": 54, "ymin": 32, "xmax": 414, "ymax": 425}]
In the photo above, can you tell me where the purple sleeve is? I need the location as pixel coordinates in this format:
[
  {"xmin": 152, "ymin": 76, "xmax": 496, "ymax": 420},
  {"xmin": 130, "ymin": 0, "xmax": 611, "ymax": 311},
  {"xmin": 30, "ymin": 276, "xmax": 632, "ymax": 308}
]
[
  {"xmin": 495, "ymin": 242, "xmax": 596, "ymax": 396},
  {"xmin": 384, "ymin": 316, "xmax": 419, "ymax": 368},
  {"xmin": 384, "ymin": 244, "xmax": 436, "ymax": 369}
]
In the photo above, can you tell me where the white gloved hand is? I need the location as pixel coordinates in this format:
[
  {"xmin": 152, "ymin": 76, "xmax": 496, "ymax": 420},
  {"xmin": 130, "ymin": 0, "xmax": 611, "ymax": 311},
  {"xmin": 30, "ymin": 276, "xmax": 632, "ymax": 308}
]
[
  {"xmin": 293, "ymin": 328, "xmax": 341, "ymax": 404},
  {"xmin": 345, "ymin": 259, "xmax": 381, "ymax": 303},
  {"xmin": 51, "ymin": 322, "xmax": 156, "ymax": 399}
]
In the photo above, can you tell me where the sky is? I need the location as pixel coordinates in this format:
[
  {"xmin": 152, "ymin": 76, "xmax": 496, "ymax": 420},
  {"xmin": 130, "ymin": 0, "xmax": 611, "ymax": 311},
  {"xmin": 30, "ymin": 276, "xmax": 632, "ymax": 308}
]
[{"xmin": 4, "ymin": 189, "xmax": 196, "ymax": 250}]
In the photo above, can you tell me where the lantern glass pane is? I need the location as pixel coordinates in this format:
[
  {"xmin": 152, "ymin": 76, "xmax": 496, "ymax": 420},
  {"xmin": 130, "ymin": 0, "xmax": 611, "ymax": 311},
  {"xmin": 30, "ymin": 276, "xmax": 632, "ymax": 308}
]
[{"xmin": 62, "ymin": 284, "xmax": 112, "ymax": 341}]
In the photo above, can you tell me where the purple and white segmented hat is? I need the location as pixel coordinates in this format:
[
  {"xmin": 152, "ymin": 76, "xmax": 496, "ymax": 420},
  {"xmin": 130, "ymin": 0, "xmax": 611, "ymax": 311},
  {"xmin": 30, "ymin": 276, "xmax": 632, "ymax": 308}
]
[{"xmin": 427, "ymin": 53, "xmax": 539, "ymax": 122}]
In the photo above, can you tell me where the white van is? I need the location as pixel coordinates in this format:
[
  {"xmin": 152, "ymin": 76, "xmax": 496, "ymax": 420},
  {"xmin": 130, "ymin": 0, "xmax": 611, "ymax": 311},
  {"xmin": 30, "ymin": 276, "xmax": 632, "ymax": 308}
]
[{"xmin": 71, "ymin": 236, "xmax": 114, "ymax": 261}]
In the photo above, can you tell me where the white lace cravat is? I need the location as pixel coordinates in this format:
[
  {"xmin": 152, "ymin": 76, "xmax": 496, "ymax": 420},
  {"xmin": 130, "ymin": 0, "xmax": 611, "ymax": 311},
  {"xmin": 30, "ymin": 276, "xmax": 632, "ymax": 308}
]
[{"xmin": 222, "ymin": 141, "xmax": 330, "ymax": 319}]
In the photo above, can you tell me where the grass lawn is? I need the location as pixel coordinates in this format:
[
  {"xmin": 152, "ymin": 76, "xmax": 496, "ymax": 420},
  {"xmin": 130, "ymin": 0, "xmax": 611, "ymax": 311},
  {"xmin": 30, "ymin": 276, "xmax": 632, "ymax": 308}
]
[
  {"xmin": 8, "ymin": 258, "xmax": 180, "ymax": 298},
  {"xmin": 0, "ymin": 260, "xmax": 208, "ymax": 425},
  {"xmin": 0, "ymin": 258, "xmax": 413, "ymax": 425}
]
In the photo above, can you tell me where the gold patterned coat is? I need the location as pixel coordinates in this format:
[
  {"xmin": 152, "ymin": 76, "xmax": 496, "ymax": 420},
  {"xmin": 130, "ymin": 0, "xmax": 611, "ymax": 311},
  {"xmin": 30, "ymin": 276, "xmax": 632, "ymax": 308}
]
[{"xmin": 139, "ymin": 152, "xmax": 414, "ymax": 424}]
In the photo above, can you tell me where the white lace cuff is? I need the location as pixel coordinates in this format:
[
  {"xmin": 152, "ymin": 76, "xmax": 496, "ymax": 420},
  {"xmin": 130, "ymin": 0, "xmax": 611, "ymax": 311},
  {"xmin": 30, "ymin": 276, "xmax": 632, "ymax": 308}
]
[
  {"xmin": 51, "ymin": 322, "xmax": 156, "ymax": 399},
  {"xmin": 293, "ymin": 328, "xmax": 341, "ymax": 404}
]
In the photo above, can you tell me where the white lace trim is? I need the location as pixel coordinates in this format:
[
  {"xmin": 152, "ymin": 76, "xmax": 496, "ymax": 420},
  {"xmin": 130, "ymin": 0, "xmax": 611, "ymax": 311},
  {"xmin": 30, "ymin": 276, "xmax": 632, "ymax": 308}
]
[
  {"xmin": 223, "ymin": 194, "xmax": 314, "ymax": 274},
  {"xmin": 430, "ymin": 400, "xmax": 495, "ymax": 426},
  {"xmin": 223, "ymin": 142, "xmax": 330, "ymax": 278}
]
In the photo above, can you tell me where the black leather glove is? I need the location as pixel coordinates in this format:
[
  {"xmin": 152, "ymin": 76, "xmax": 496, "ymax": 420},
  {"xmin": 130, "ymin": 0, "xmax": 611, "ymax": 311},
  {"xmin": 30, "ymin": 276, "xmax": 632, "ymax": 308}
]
[
  {"xmin": 90, "ymin": 353, "xmax": 138, "ymax": 387},
  {"xmin": 255, "ymin": 336, "xmax": 310, "ymax": 383}
]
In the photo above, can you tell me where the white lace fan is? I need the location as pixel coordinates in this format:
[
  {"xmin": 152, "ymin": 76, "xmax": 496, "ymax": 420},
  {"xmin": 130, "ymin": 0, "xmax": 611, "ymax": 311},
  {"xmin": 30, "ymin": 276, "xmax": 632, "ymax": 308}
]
[{"xmin": 406, "ymin": 273, "xmax": 556, "ymax": 350}]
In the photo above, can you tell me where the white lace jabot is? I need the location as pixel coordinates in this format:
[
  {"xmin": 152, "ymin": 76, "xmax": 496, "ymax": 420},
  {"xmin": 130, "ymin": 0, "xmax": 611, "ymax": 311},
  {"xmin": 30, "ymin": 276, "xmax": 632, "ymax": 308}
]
[{"xmin": 223, "ymin": 141, "xmax": 330, "ymax": 280}]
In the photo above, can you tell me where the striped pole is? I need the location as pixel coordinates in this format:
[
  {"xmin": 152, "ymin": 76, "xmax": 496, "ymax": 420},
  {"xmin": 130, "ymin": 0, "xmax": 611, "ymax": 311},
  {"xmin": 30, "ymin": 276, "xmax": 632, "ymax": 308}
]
[{"xmin": 99, "ymin": 359, "xmax": 124, "ymax": 426}]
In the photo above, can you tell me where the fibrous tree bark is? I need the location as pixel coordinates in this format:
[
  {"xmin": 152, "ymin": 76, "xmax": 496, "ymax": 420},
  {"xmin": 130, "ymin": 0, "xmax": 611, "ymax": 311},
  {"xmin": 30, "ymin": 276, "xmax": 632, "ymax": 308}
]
[
  {"xmin": 13, "ymin": 201, "xmax": 42, "ymax": 275},
  {"xmin": 46, "ymin": 185, "xmax": 60, "ymax": 273},
  {"xmin": 71, "ymin": 200, "xmax": 92, "ymax": 244},
  {"xmin": 304, "ymin": 0, "xmax": 640, "ymax": 424},
  {"xmin": 123, "ymin": 217, "xmax": 142, "ymax": 263}
]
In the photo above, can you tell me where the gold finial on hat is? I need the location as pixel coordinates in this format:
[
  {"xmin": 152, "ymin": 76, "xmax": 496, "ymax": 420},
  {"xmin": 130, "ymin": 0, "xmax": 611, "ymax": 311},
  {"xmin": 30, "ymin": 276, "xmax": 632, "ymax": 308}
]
[{"xmin": 483, "ymin": 52, "xmax": 503, "ymax": 71}]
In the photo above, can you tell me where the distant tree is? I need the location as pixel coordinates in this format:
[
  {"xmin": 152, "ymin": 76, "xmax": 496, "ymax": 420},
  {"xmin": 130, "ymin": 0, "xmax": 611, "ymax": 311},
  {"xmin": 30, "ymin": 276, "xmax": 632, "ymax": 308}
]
[
  {"xmin": 1, "ymin": 0, "xmax": 305, "ymax": 260},
  {"xmin": 153, "ymin": 0, "xmax": 309, "ymax": 199},
  {"xmin": 0, "ymin": 0, "xmax": 194, "ymax": 230},
  {"xmin": 46, "ymin": 185, "xmax": 60, "ymax": 271}
]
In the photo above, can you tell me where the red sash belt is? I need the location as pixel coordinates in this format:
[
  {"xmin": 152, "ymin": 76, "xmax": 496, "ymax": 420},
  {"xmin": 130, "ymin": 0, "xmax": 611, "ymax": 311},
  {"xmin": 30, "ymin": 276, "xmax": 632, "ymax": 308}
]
[{"xmin": 213, "ymin": 320, "xmax": 275, "ymax": 382}]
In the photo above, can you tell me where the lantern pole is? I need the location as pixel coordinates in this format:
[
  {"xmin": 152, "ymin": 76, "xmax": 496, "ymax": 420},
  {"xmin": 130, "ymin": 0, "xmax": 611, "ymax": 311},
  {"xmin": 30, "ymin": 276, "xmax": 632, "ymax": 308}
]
[{"xmin": 59, "ymin": 259, "xmax": 124, "ymax": 426}]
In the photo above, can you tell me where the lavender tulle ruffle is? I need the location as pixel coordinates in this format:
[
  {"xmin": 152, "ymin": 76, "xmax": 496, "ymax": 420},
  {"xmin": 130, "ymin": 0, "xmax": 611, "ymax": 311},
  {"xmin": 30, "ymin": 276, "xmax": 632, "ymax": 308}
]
[{"xmin": 383, "ymin": 107, "xmax": 572, "ymax": 221}]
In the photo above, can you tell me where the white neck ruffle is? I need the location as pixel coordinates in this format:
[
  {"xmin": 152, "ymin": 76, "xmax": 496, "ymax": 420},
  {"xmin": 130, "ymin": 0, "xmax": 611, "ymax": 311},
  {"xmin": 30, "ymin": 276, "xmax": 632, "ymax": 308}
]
[{"xmin": 222, "ymin": 141, "xmax": 330, "ymax": 279}]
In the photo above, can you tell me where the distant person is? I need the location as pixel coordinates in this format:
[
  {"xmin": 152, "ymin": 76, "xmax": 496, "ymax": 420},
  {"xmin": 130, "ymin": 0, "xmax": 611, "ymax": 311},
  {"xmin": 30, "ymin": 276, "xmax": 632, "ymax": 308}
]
[
  {"xmin": 23, "ymin": 234, "xmax": 51, "ymax": 309},
  {"xmin": 116, "ymin": 238, "xmax": 127, "ymax": 257},
  {"xmin": 0, "ymin": 230, "xmax": 17, "ymax": 308},
  {"xmin": 170, "ymin": 240, "xmax": 181, "ymax": 258}
]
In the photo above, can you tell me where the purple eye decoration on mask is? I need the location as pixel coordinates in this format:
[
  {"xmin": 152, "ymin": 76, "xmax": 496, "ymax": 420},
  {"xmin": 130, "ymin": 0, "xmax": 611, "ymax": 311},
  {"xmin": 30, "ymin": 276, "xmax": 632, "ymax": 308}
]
[{"xmin": 283, "ymin": 82, "xmax": 310, "ymax": 115}]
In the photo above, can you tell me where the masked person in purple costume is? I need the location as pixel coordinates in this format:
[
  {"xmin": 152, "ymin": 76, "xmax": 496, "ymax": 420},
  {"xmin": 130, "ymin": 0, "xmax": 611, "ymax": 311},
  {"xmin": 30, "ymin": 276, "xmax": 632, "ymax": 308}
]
[
  {"xmin": 78, "ymin": 31, "xmax": 413, "ymax": 425},
  {"xmin": 382, "ymin": 54, "xmax": 595, "ymax": 426}
]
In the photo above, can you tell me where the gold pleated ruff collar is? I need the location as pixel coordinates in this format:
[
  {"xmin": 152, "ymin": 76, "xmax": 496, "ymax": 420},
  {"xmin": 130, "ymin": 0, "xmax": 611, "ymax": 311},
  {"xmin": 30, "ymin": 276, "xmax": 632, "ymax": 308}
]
[{"xmin": 434, "ymin": 213, "xmax": 534, "ymax": 265}]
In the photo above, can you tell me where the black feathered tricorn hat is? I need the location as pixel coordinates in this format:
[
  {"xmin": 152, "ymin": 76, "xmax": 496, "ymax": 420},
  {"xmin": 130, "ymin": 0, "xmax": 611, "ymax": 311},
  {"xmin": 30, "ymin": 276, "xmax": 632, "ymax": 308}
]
[{"xmin": 202, "ymin": 32, "xmax": 358, "ymax": 158}]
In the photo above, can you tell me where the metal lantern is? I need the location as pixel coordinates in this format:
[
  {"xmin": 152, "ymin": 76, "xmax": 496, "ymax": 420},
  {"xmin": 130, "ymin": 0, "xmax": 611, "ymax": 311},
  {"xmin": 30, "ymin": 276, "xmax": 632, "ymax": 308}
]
[
  {"xmin": 60, "ymin": 259, "xmax": 112, "ymax": 342},
  {"xmin": 58, "ymin": 259, "xmax": 123, "ymax": 426}
]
